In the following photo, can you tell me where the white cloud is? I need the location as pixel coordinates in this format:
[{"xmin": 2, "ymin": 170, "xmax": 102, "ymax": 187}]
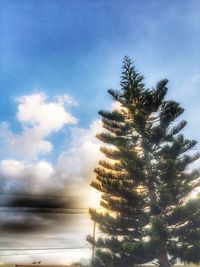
[
  {"xmin": 0, "ymin": 93, "xmax": 77, "ymax": 159},
  {"xmin": 17, "ymin": 93, "xmax": 77, "ymax": 134},
  {"xmin": 0, "ymin": 120, "xmax": 103, "ymax": 195},
  {"xmin": 0, "ymin": 122, "xmax": 53, "ymax": 158},
  {"xmin": 0, "ymin": 159, "xmax": 56, "ymax": 193},
  {"xmin": 0, "ymin": 159, "xmax": 26, "ymax": 178},
  {"xmin": 0, "ymin": 99, "xmax": 120, "ymax": 196},
  {"xmin": 54, "ymin": 94, "xmax": 78, "ymax": 107},
  {"xmin": 56, "ymin": 120, "xmax": 103, "ymax": 196}
]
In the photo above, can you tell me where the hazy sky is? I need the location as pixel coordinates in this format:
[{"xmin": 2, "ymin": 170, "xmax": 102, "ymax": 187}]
[{"xmin": 0, "ymin": 0, "xmax": 200, "ymax": 264}]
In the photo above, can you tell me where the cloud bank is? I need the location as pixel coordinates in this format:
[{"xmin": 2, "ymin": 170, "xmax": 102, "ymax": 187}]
[
  {"xmin": 0, "ymin": 93, "xmax": 77, "ymax": 159},
  {"xmin": 0, "ymin": 92, "xmax": 105, "ymax": 247}
]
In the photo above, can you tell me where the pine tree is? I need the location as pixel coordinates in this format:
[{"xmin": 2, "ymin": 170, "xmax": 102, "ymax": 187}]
[{"xmin": 87, "ymin": 57, "xmax": 200, "ymax": 267}]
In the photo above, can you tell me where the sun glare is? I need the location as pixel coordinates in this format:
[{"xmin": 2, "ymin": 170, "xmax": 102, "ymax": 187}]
[
  {"xmin": 190, "ymin": 186, "xmax": 200, "ymax": 199},
  {"xmin": 89, "ymin": 188, "xmax": 102, "ymax": 209}
]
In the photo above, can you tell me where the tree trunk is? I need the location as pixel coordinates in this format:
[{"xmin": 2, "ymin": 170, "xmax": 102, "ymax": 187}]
[{"xmin": 158, "ymin": 248, "xmax": 170, "ymax": 267}]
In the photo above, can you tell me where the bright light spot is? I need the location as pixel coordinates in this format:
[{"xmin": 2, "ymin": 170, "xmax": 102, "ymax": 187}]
[
  {"xmin": 89, "ymin": 188, "xmax": 101, "ymax": 209},
  {"xmin": 190, "ymin": 186, "xmax": 200, "ymax": 199}
]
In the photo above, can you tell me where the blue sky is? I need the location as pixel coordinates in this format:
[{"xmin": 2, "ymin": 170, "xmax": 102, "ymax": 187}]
[
  {"xmin": 1, "ymin": 0, "xmax": 200, "ymax": 131},
  {"xmin": 0, "ymin": 0, "xmax": 200, "ymax": 264}
]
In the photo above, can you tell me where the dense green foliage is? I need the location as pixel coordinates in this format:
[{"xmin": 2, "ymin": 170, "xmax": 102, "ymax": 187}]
[{"xmin": 87, "ymin": 57, "xmax": 200, "ymax": 267}]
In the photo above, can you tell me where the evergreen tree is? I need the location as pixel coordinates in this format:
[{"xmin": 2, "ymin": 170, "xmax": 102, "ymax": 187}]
[{"xmin": 87, "ymin": 57, "xmax": 200, "ymax": 267}]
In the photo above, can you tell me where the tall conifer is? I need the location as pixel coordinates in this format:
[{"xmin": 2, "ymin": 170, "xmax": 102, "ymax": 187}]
[{"xmin": 87, "ymin": 57, "xmax": 200, "ymax": 267}]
